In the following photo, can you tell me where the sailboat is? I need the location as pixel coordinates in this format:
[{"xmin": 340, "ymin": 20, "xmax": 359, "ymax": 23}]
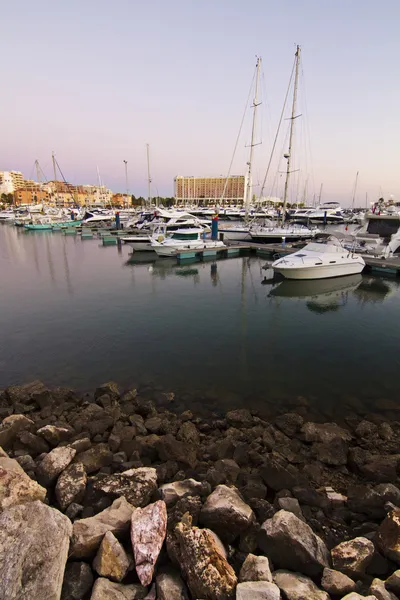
[
  {"xmin": 218, "ymin": 57, "xmax": 262, "ymax": 242},
  {"xmin": 250, "ymin": 46, "xmax": 316, "ymax": 244}
]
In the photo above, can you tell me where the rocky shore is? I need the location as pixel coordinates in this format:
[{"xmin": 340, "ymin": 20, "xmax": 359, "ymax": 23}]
[{"xmin": 1, "ymin": 381, "xmax": 400, "ymax": 599}]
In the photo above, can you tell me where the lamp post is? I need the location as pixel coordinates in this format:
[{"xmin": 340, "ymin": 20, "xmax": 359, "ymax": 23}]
[{"xmin": 123, "ymin": 160, "xmax": 129, "ymax": 208}]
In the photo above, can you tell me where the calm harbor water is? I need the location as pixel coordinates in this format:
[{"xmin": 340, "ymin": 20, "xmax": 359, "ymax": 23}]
[{"xmin": 1, "ymin": 224, "xmax": 400, "ymax": 418}]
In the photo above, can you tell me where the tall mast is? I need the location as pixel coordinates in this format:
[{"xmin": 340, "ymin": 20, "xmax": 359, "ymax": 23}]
[
  {"xmin": 123, "ymin": 160, "xmax": 129, "ymax": 208},
  {"xmin": 35, "ymin": 160, "xmax": 41, "ymax": 205},
  {"xmin": 352, "ymin": 171, "xmax": 359, "ymax": 209},
  {"xmin": 52, "ymin": 152, "xmax": 59, "ymax": 205},
  {"xmin": 146, "ymin": 143, "xmax": 152, "ymax": 207},
  {"xmin": 245, "ymin": 56, "xmax": 261, "ymax": 220},
  {"xmin": 318, "ymin": 182, "xmax": 323, "ymax": 205},
  {"xmin": 281, "ymin": 46, "xmax": 301, "ymax": 224}
]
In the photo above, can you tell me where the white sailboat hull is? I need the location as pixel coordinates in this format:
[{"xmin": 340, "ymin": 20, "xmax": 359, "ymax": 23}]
[
  {"xmin": 219, "ymin": 229, "xmax": 252, "ymax": 242},
  {"xmin": 152, "ymin": 239, "xmax": 225, "ymax": 257},
  {"xmin": 121, "ymin": 236, "xmax": 153, "ymax": 251}
]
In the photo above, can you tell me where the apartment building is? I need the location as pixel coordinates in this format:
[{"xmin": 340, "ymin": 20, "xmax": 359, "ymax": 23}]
[{"xmin": 174, "ymin": 175, "xmax": 247, "ymax": 205}]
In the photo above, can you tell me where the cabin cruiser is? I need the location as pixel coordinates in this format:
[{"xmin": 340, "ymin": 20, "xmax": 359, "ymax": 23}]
[
  {"xmin": 250, "ymin": 222, "xmax": 318, "ymax": 244},
  {"xmin": 351, "ymin": 212, "xmax": 400, "ymax": 257},
  {"xmin": 288, "ymin": 202, "xmax": 344, "ymax": 225},
  {"xmin": 82, "ymin": 209, "xmax": 114, "ymax": 224},
  {"xmin": 0, "ymin": 209, "xmax": 15, "ymax": 222},
  {"xmin": 272, "ymin": 237, "xmax": 365, "ymax": 280},
  {"xmin": 122, "ymin": 210, "xmax": 211, "ymax": 251},
  {"xmin": 151, "ymin": 227, "xmax": 226, "ymax": 257}
]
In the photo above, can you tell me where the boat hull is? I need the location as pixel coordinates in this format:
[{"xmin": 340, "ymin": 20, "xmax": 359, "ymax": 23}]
[
  {"xmin": 273, "ymin": 260, "xmax": 365, "ymax": 280},
  {"xmin": 219, "ymin": 229, "xmax": 252, "ymax": 242},
  {"xmin": 152, "ymin": 240, "xmax": 225, "ymax": 257},
  {"xmin": 122, "ymin": 237, "xmax": 153, "ymax": 251},
  {"xmin": 250, "ymin": 233, "xmax": 314, "ymax": 244}
]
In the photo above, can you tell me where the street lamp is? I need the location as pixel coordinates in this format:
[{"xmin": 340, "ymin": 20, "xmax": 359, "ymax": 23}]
[{"xmin": 123, "ymin": 160, "xmax": 129, "ymax": 208}]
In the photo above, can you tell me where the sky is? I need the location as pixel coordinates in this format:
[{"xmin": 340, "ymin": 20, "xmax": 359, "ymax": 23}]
[{"xmin": 1, "ymin": 0, "xmax": 399, "ymax": 206}]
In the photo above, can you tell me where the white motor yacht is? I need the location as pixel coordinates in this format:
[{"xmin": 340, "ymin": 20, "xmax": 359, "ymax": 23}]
[
  {"xmin": 250, "ymin": 223, "xmax": 318, "ymax": 244},
  {"xmin": 0, "ymin": 209, "xmax": 15, "ymax": 222},
  {"xmin": 151, "ymin": 227, "xmax": 226, "ymax": 257},
  {"xmin": 272, "ymin": 238, "xmax": 365, "ymax": 280}
]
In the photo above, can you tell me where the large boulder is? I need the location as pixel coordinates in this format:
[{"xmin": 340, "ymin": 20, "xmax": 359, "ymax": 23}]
[
  {"xmin": 174, "ymin": 515, "xmax": 237, "ymax": 599},
  {"xmin": 321, "ymin": 567, "xmax": 356, "ymax": 596},
  {"xmin": 260, "ymin": 456, "xmax": 304, "ymax": 492},
  {"xmin": 37, "ymin": 446, "xmax": 76, "ymax": 486},
  {"xmin": 93, "ymin": 531, "xmax": 131, "ymax": 582},
  {"xmin": 4, "ymin": 380, "xmax": 47, "ymax": 404},
  {"xmin": 0, "ymin": 459, "xmax": 46, "ymax": 511},
  {"xmin": 301, "ymin": 422, "xmax": 351, "ymax": 443},
  {"xmin": 156, "ymin": 569, "xmax": 189, "ymax": 600},
  {"xmin": 90, "ymin": 578, "xmax": 148, "ymax": 599},
  {"xmin": 16, "ymin": 431, "xmax": 50, "ymax": 456},
  {"xmin": 56, "ymin": 462, "xmax": 87, "ymax": 510},
  {"xmin": 70, "ymin": 496, "xmax": 134, "ymax": 558},
  {"xmin": 61, "ymin": 561, "xmax": 94, "ymax": 600},
  {"xmin": 159, "ymin": 478, "xmax": 210, "ymax": 507},
  {"xmin": 274, "ymin": 570, "xmax": 329, "ymax": 600},
  {"xmin": 0, "ymin": 414, "xmax": 34, "ymax": 449},
  {"xmin": 331, "ymin": 537, "xmax": 375, "ymax": 577},
  {"xmin": 239, "ymin": 554, "xmax": 273, "ymax": 582},
  {"xmin": 376, "ymin": 508, "xmax": 400, "ymax": 563},
  {"xmin": 131, "ymin": 500, "xmax": 167, "ymax": 586},
  {"xmin": 341, "ymin": 595, "xmax": 376, "ymax": 600},
  {"xmin": 258, "ymin": 510, "xmax": 330, "ymax": 577},
  {"xmin": 94, "ymin": 381, "xmax": 120, "ymax": 400},
  {"xmin": 0, "ymin": 500, "xmax": 72, "ymax": 600},
  {"xmin": 236, "ymin": 581, "xmax": 281, "ymax": 599},
  {"xmin": 347, "ymin": 484, "xmax": 400, "ymax": 519},
  {"xmin": 88, "ymin": 467, "xmax": 157, "ymax": 507},
  {"xmin": 199, "ymin": 484, "xmax": 254, "ymax": 543}
]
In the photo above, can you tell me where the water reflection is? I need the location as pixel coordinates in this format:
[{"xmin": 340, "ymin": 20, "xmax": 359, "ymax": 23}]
[{"xmin": 354, "ymin": 277, "xmax": 396, "ymax": 304}]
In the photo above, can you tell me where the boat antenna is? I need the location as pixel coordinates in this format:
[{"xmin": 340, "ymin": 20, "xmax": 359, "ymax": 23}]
[
  {"xmin": 146, "ymin": 143, "xmax": 152, "ymax": 208},
  {"xmin": 244, "ymin": 56, "xmax": 262, "ymax": 221},
  {"xmin": 281, "ymin": 45, "xmax": 301, "ymax": 225},
  {"xmin": 352, "ymin": 171, "xmax": 359, "ymax": 209}
]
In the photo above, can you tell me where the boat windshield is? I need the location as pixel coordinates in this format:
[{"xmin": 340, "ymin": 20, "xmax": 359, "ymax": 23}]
[
  {"xmin": 303, "ymin": 242, "xmax": 343, "ymax": 253},
  {"xmin": 171, "ymin": 232, "xmax": 200, "ymax": 240}
]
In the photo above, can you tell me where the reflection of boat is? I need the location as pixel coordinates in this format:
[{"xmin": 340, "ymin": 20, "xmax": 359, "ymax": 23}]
[
  {"xmin": 269, "ymin": 274, "xmax": 362, "ymax": 298},
  {"xmin": 272, "ymin": 239, "xmax": 365, "ymax": 279},
  {"xmin": 353, "ymin": 276, "xmax": 394, "ymax": 303}
]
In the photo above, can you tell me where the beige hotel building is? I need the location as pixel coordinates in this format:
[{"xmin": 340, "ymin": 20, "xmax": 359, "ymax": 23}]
[{"xmin": 174, "ymin": 175, "xmax": 247, "ymax": 205}]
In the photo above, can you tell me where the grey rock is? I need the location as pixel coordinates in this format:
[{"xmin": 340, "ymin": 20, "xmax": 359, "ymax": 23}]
[
  {"xmin": 70, "ymin": 496, "xmax": 134, "ymax": 558},
  {"xmin": 4, "ymin": 380, "xmax": 47, "ymax": 405},
  {"xmin": 369, "ymin": 577, "xmax": 398, "ymax": 600},
  {"xmin": 94, "ymin": 381, "xmax": 120, "ymax": 400},
  {"xmin": 276, "ymin": 497, "xmax": 305, "ymax": 521},
  {"xmin": 17, "ymin": 431, "xmax": 50, "ymax": 455},
  {"xmin": 260, "ymin": 456, "xmax": 304, "ymax": 491},
  {"xmin": 385, "ymin": 569, "xmax": 400, "ymax": 594},
  {"xmin": 214, "ymin": 458, "xmax": 241, "ymax": 484},
  {"xmin": 61, "ymin": 561, "xmax": 94, "ymax": 600},
  {"xmin": 313, "ymin": 437, "xmax": 349, "ymax": 466},
  {"xmin": 76, "ymin": 443, "xmax": 113, "ymax": 474},
  {"xmin": 37, "ymin": 424, "xmax": 74, "ymax": 446},
  {"xmin": 156, "ymin": 569, "xmax": 189, "ymax": 600},
  {"xmin": 200, "ymin": 484, "xmax": 255, "ymax": 543},
  {"xmin": 301, "ymin": 421, "xmax": 352, "ymax": 443},
  {"xmin": 90, "ymin": 578, "xmax": 148, "ymax": 599},
  {"xmin": 71, "ymin": 437, "xmax": 92, "ymax": 453},
  {"xmin": 56, "ymin": 461, "xmax": 87, "ymax": 510},
  {"xmin": 176, "ymin": 421, "xmax": 200, "ymax": 446},
  {"xmin": 274, "ymin": 570, "xmax": 329, "ymax": 599},
  {"xmin": 0, "ymin": 500, "xmax": 72, "ymax": 600},
  {"xmin": 37, "ymin": 445, "xmax": 76, "ymax": 486},
  {"xmin": 275, "ymin": 413, "xmax": 304, "ymax": 437},
  {"xmin": 239, "ymin": 554, "xmax": 273, "ymax": 582},
  {"xmin": 258, "ymin": 509, "xmax": 330, "ymax": 577},
  {"xmin": 321, "ymin": 567, "xmax": 356, "ymax": 595},
  {"xmin": 331, "ymin": 537, "xmax": 375, "ymax": 577},
  {"xmin": 341, "ymin": 595, "xmax": 379, "ymax": 600},
  {"xmin": 157, "ymin": 434, "xmax": 197, "ymax": 468},
  {"xmin": 0, "ymin": 458, "xmax": 46, "ymax": 511},
  {"xmin": 236, "ymin": 581, "xmax": 281, "ymax": 599},
  {"xmin": 376, "ymin": 508, "xmax": 400, "ymax": 563},
  {"xmin": 93, "ymin": 530, "xmax": 131, "ymax": 582},
  {"xmin": 131, "ymin": 500, "xmax": 167, "ymax": 586},
  {"xmin": 159, "ymin": 478, "xmax": 210, "ymax": 507},
  {"xmin": 226, "ymin": 408, "xmax": 253, "ymax": 427},
  {"xmin": 90, "ymin": 467, "xmax": 157, "ymax": 507},
  {"xmin": 0, "ymin": 414, "xmax": 34, "ymax": 449}
]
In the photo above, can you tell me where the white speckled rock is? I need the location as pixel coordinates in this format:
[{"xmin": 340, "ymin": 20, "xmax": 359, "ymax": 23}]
[
  {"xmin": 37, "ymin": 446, "xmax": 76, "ymax": 486},
  {"xmin": 0, "ymin": 500, "xmax": 72, "ymax": 600},
  {"xmin": 55, "ymin": 461, "xmax": 87, "ymax": 510},
  {"xmin": 131, "ymin": 500, "xmax": 167, "ymax": 586}
]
